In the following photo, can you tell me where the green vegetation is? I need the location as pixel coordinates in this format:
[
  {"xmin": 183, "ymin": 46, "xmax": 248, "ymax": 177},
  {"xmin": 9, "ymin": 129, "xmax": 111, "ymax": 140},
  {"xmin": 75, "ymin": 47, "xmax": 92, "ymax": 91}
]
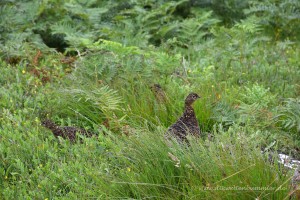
[{"xmin": 0, "ymin": 0, "xmax": 299, "ymax": 199}]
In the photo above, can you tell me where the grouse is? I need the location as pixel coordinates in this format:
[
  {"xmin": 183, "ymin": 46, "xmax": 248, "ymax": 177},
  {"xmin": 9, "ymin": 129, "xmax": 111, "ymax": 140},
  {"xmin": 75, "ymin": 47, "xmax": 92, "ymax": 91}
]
[
  {"xmin": 165, "ymin": 92, "xmax": 201, "ymax": 143},
  {"xmin": 41, "ymin": 119, "xmax": 94, "ymax": 142},
  {"xmin": 150, "ymin": 84, "xmax": 168, "ymax": 103}
]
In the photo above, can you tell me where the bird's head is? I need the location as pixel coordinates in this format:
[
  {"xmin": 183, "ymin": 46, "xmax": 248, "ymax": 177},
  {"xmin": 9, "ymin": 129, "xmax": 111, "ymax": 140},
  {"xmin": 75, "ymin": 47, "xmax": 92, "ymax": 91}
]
[
  {"xmin": 150, "ymin": 84, "xmax": 162, "ymax": 92},
  {"xmin": 41, "ymin": 119, "xmax": 56, "ymax": 129},
  {"xmin": 185, "ymin": 92, "xmax": 200, "ymax": 106}
]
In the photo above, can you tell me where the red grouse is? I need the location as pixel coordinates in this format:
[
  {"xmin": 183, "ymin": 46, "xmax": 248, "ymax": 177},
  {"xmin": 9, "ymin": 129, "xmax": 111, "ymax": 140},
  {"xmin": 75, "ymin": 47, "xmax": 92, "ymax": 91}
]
[
  {"xmin": 166, "ymin": 93, "xmax": 201, "ymax": 142},
  {"xmin": 150, "ymin": 83, "xmax": 168, "ymax": 103},
  {"xmin": 41, "ymin": 119, "xmax": 93, "ymax": 142}
]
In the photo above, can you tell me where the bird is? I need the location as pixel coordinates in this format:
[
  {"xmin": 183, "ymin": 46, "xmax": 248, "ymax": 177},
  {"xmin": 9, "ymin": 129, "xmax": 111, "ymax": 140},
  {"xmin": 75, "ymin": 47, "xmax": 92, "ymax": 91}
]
[
  {"xmin": 150, "ymin": 83, "xmax": 168, "ymax": 103},
  {"xmin": 41, "ymin": 119, "xmax": 94, "ymax": 142},
  {"xmin": 291, "ymin": 165, "xmax": 300, "ymax": 200},
  {"xmin": 165, "ymin": 92, "xmax": 201, "ymax": 143}
]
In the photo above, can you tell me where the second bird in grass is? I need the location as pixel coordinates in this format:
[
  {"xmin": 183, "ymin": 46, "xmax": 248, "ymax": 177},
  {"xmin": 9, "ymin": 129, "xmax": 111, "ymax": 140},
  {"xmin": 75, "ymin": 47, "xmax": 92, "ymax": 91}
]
[
  {"xmin": 150, "ymin": 83, "xmax": 168, "ymax": 103},
  {"xmin": 166, "ymin": 92, "xmax": 201, "ymax": 143},
  {"xmin": 41, "ymin": 119, "xmax": 94, "ymax": 142}
]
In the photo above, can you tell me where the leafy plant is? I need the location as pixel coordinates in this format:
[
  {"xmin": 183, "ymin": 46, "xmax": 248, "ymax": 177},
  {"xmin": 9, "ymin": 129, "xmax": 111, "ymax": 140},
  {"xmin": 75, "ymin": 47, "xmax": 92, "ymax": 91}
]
[
  {"xmin": 210, "ymin": 0, "xmax": 250, "ymax": 24},
  {"xmin": 239, "ymin": 83, "xmax": 276, "ymax": 108},
  {"xmin": 211, "ymin": 101, "xmax": 237, "ymax": 127},
  {"xmin": 274, "ymin": 98, "xmax": 300, "ymax": 136},
  {"xmin": 245, "ymin": 0, "xmax": 300, "ymax": 40}
]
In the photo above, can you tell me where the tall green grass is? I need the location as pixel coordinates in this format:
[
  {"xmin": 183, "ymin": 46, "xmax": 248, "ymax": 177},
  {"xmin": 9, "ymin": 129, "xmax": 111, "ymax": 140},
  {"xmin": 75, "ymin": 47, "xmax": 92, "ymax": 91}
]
[
  {"xmin": 1, "ymin": 1, "xmax": 300, "ymax": 198},
  {"xmin": 0, "ymin": 112, "xmax": 292, "ymax": 199}
]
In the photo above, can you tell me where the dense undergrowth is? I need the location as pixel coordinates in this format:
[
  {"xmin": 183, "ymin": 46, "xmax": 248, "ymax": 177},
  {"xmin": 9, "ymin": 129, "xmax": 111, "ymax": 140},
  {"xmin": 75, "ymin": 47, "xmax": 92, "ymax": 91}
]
[{"xmin": 0, "ymin": 0, "xmax": 300, "ymax": 199}]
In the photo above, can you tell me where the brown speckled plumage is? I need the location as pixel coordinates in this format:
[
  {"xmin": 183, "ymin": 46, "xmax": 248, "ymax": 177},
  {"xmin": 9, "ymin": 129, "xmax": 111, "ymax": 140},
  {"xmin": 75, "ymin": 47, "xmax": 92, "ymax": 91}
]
[
  {"xmin": 41, "ymin": 119, "xmax": 93, "ymax": 142},
  {"xmin": 166, "ymin": 93, "xmax": 201, "ymax": 142}
]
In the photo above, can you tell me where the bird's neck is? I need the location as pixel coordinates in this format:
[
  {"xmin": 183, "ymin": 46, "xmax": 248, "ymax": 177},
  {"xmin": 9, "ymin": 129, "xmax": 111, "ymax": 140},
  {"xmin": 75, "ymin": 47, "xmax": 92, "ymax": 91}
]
[
  {"xmin": 183, "ymin": 104, "xmax": 195, "ymax": 117},
  {"xmin": 52, "ymin": 125, "xmax": 60, "ymax": 132},
  {"xmin": 46, "ymin": 122, "xmax": 60, "ymax": 132},
  {"xmin": 49, "ymin": 124, "xmax": 63, "ymax": 137}
]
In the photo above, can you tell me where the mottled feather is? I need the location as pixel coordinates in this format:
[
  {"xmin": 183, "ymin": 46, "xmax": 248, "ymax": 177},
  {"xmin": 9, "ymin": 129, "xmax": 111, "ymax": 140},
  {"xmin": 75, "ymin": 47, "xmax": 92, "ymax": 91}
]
[
  {"xmin": 41, "ymin": 119, "xmax": 93, "ymax": 142},
  {"xmin": 166, "ymin": 93, "xmax": 201, "ymax": 143}
]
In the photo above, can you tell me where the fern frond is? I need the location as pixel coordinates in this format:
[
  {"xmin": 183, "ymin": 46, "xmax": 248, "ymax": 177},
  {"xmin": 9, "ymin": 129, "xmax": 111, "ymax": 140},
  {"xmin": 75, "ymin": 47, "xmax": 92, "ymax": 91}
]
[
  {"xmin": 51, "ymin": 22, "xmax": 78, "ymax": 36},
  {"xmin": 274, "ymin": 98, "xmax": 300, "ymax": 134}
]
